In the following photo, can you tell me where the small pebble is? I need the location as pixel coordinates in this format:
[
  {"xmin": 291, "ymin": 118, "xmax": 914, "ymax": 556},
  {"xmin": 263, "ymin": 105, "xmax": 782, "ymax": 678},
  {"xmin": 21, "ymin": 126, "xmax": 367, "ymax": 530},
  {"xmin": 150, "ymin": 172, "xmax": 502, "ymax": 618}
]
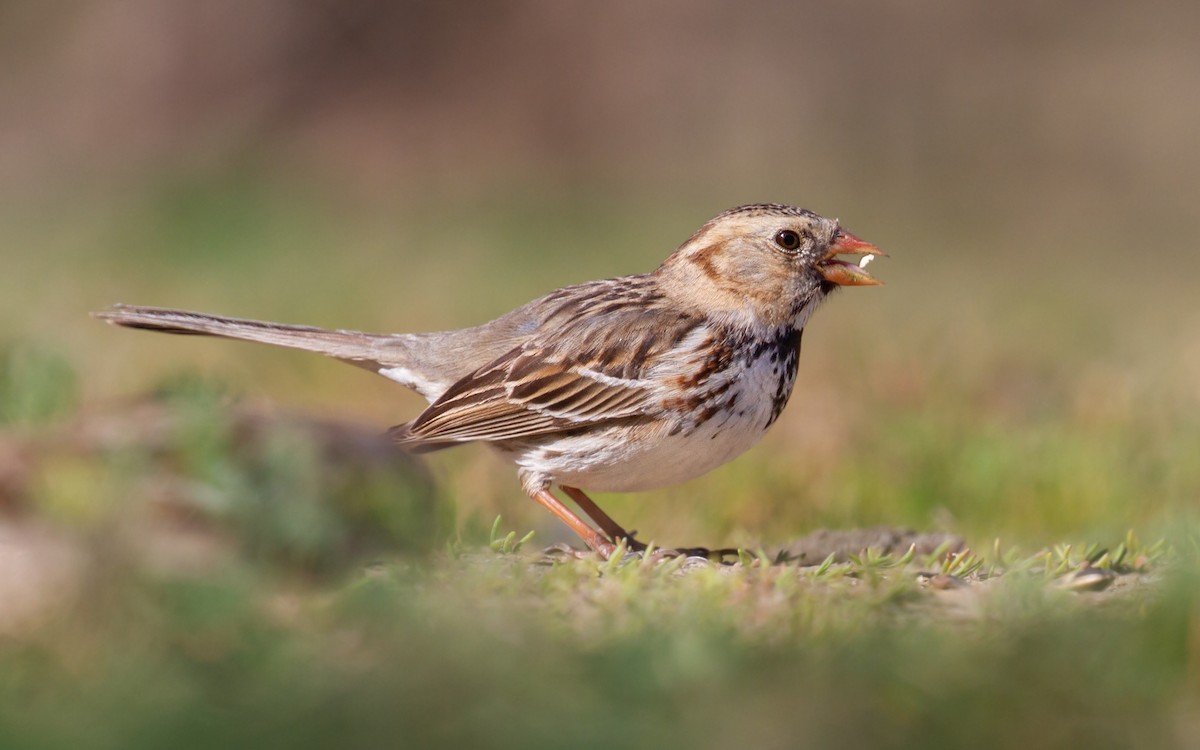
[
  {"xmin": 1060, "ymin": 565, "xmax": 1117, "ymax": 592},
  {"xmin": 680, "ymin": 556, "xmax": 714, "ymax": 571},
  {"xmin": 928, "ymin": 573, "xmax": 968, "ymax": 590}
]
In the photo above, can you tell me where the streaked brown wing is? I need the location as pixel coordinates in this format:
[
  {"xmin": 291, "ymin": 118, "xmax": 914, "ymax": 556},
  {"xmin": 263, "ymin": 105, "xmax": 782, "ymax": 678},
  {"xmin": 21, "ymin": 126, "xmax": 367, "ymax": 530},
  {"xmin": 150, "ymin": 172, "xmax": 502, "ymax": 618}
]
[
  {"xmin": 390, "ymin": 343, "xmax": 655, "ymax": 450},
  {"xmin": 389, "ymin": 280, "xmax": 706, "ymax": 451},
  {"xmin": 384, "ymin": 274, "xmax": 710, "ymax": 451}
]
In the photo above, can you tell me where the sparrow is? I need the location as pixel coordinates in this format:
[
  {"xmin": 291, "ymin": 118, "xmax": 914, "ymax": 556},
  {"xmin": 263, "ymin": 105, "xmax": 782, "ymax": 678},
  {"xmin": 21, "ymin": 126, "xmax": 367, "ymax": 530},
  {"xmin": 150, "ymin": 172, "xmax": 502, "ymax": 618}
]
[{"xmin": 95, "ymin": 203, "xmax": 883, "ymax": 558}]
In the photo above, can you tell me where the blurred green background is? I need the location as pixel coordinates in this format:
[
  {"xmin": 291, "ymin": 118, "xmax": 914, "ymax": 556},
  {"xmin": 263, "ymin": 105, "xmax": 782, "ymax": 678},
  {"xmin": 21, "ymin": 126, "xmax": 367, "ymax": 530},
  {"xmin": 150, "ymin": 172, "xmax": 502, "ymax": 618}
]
[{"xmin": 1, "ymin": 2, "xmax": 1199, "ymax": 748}]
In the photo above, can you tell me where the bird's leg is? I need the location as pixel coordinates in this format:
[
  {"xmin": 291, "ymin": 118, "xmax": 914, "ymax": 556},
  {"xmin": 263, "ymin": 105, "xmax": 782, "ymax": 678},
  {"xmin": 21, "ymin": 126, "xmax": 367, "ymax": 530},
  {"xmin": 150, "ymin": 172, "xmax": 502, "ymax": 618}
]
[
  {"xmin": 561, "ymin": 487, "xmax": 739, "ymax": 561},
  {"xmin": 560, "ymin": 486, "xmax": 647, "ymax": 552},
  {"xmin": 528, "ymin": 488, "xmax": 616, "ymax": 558}
]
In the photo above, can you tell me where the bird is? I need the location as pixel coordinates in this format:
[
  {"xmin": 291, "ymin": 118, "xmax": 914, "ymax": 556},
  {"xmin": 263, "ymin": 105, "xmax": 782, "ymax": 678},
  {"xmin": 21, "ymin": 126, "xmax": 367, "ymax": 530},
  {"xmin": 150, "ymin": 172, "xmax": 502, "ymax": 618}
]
[{"xmin": 95, "ymin": 203, "xmax": 884, "ymax": 558}]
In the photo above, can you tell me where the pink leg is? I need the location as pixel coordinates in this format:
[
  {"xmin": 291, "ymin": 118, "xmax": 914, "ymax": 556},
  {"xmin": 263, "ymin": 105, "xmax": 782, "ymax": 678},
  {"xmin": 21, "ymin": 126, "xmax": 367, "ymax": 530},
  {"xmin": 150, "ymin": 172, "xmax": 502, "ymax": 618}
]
[
  {"xmin": 528, "ymin": 487, "xmax": 616, "ymax": 558},
  {"xmin": 560, "ymin": 486, "xmax": 645, "ymax": 551}
]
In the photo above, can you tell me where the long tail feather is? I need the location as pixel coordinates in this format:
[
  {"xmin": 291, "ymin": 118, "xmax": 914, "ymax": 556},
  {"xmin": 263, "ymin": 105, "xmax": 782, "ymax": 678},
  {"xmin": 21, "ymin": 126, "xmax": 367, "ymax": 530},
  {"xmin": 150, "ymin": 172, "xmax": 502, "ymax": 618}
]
[{"xmin": 94, "ymin": 304, "xmax": 394, "ymax": 372}]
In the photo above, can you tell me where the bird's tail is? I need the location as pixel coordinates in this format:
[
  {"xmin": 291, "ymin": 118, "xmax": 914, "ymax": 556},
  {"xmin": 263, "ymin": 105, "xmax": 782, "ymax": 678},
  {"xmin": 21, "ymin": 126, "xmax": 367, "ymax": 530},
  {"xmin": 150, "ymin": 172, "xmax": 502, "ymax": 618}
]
[{"xmin": 93, "ymin": 304, "xmax": 396, "ymax": 373}]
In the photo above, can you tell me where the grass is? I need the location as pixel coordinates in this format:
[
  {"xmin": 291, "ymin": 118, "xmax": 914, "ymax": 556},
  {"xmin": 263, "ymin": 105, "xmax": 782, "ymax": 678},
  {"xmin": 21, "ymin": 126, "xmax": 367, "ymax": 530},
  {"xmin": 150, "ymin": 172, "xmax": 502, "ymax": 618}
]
[
  {"xmin": 2, "ymin": 175, "xmax": 1199, "ymax": 748},
  {"xmin": 0, "ymin": 487, "xmax": 1193, "ymax": 749}
]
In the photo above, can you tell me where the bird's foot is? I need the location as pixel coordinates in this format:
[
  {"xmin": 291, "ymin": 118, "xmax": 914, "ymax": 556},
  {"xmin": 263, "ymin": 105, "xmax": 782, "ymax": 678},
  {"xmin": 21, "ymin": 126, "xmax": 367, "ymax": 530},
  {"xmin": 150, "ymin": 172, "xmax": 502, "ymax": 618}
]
[
  {"xmin": 540, "ymin": 542, "xmax": 596, "ymax": 561},
  {"xmin": 539, "ymin": 534, "xmax": 650, "ymax": 562},
  {"xmin": 540, "ymin": 540, "xmax": 740, "ymax": 564},
  {"xmin": 650, "ymin": 546, "xmax": 742, "ymax": 563},
  {"xmin": 540, "ymin": 539, "xmax": 632, "ymax": 562}
]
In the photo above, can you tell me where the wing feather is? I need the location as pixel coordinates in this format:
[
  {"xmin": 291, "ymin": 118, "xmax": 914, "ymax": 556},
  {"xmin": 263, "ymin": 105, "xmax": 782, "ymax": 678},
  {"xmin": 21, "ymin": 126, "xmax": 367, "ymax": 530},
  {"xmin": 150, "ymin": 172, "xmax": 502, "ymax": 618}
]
[{"xmin": 389, "ymin": 278, "xmax": 708, "ymax": 450}]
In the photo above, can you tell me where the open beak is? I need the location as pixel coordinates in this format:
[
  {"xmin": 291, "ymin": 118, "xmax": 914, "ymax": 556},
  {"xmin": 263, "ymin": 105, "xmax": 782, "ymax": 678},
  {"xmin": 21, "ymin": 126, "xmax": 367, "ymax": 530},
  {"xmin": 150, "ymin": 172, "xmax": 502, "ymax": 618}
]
[{"xmin": 818, "ymin": 229, "xmax": 887, "ymax": 286}]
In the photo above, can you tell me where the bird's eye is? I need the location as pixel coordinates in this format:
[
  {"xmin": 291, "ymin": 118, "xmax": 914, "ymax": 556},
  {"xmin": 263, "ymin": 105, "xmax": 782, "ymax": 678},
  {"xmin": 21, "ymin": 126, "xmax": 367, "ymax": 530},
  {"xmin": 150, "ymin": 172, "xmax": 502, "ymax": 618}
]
[{"xmin": 774, "ymin": 229, "xmax": 802, "ymax": 251}]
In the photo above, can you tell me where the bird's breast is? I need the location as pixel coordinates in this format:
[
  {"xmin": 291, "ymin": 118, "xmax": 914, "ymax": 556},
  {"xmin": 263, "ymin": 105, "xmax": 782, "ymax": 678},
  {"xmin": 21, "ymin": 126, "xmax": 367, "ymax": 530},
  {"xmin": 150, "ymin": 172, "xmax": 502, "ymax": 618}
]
[
  {"xmin": 669, "ymin": 325, "xmax": 802, "ymax": 436},
  {"xmin": 511, "ymin": 325, "xmax": 804, "ymax": 494}
]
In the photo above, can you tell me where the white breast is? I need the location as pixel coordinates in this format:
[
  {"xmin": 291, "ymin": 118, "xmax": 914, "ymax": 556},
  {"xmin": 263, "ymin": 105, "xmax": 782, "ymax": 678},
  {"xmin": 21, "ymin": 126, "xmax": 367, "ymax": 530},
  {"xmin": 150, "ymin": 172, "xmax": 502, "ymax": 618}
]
[{"xmin": 515, "ymin": 342, "xmax": 795, "ymax": 493}]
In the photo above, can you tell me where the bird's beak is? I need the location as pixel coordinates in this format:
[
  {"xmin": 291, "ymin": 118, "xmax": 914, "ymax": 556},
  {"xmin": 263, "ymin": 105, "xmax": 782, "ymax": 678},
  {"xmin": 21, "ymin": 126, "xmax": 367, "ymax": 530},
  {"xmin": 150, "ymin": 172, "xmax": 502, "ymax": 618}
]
[{"xmin": 818, "ymin": 230, "xmax": 887, "ymax": 286}]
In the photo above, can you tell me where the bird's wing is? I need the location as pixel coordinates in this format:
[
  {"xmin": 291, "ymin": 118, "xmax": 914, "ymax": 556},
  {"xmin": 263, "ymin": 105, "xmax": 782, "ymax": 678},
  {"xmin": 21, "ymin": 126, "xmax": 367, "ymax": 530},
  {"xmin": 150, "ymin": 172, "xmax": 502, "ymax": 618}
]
[
  {"xmin": 388, "ymin": 346, "xmax": 651, "ymax": 449},
  {"xmin": 389, "ymin": 279, "xmax": 707, "ymax": 451}
]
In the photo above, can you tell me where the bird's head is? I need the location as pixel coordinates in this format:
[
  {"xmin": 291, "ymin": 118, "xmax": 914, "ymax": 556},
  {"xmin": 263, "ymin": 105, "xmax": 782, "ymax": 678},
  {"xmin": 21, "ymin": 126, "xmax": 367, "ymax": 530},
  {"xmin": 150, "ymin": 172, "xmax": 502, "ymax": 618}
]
[{"xmin": 658, "ymin": 203, "xmax": 884, "ymax": 329}]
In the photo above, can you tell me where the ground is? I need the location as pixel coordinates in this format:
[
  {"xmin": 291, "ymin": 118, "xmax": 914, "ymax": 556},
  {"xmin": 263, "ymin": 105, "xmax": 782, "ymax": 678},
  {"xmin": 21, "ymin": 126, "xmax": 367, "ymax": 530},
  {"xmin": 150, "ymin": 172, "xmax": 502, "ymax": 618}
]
[{"xmin": 0, "ymin": 394, "xmax": 1194, "ymax": 750}]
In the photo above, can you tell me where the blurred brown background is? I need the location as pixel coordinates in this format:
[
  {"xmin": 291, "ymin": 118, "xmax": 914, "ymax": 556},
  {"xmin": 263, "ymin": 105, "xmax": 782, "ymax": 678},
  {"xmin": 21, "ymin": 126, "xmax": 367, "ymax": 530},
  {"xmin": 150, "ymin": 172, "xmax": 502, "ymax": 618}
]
[
  {"xmin": 2, "ymin": 0, "xmax": 1198, "ymax": 544},
  {"xmin": 6, "ymin": 2, "xmax": 1198, "ymax": 216}
]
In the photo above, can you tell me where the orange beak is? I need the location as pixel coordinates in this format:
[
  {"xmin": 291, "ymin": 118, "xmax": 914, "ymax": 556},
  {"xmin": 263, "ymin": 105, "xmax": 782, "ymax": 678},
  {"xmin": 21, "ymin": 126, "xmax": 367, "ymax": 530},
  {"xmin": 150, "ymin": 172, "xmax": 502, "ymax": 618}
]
[{"xmin": 818, "ymin": 229, "xmax": 887, "ymax": 286}]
